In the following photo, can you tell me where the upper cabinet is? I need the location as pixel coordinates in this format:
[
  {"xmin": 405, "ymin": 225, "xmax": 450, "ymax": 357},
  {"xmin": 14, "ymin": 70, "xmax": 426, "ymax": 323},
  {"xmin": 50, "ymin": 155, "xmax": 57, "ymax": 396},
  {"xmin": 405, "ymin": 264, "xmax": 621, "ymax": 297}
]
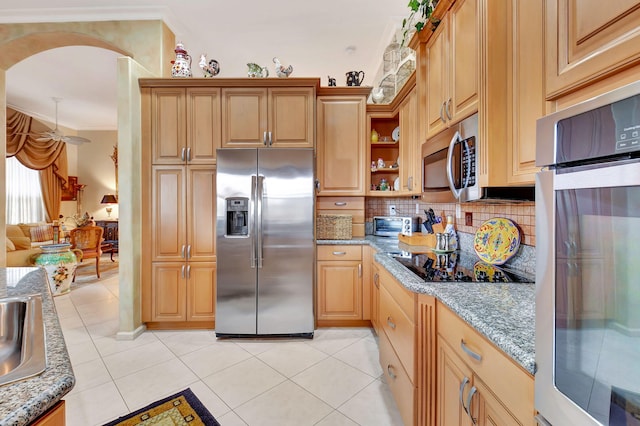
[
  {"xmin": 151, "ymin": 87, "xmax": 221, "ymax": 165},
  {"xmin": 316, "ymin": 88, "xmax": 369, "ymax": 196},
  {"xmin": 368, "ymin": 76, "xmax": 420, "ymax": 196},
  {"xmin": 545, "ymin": 0, "xmax": 640, "ymax": 100},
  {"xmin": 221, "ymin": 86, "xmax": 315, "ymax": 148},
  {"xmin": 424, "ymin": 0, "xmax": 478, "ymax": 140},
  {"xmin": 412, "ymin": 0, "xmax": 543, "ymax": 186}
]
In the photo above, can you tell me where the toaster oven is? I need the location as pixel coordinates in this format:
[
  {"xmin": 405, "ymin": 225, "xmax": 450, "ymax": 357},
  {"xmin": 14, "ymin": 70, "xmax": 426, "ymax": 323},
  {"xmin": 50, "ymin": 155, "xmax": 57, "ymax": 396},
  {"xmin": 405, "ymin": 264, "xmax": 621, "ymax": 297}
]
[{"xmin": 373, "ymin": 216, "xmax": 419, "ymax": 238}]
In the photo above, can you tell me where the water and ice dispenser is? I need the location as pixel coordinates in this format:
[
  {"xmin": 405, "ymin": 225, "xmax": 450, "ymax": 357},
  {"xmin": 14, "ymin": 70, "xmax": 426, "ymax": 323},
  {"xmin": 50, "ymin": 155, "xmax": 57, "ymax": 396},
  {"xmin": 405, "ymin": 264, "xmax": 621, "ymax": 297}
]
[{"xmin": 226, "ymin": 197, "xmax": 249, "ymax": 236}]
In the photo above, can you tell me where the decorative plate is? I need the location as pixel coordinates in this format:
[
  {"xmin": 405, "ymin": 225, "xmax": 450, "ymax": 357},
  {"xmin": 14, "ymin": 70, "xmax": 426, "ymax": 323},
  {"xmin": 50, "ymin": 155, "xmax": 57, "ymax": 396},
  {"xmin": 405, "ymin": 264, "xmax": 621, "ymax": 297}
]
[
  {"xmin": 473, "ymin": 217, "xmax": 521, "ymax": 265},
  {"xmin": 392, "ymin": 126, "xmax": 400, "ymax": 142}
]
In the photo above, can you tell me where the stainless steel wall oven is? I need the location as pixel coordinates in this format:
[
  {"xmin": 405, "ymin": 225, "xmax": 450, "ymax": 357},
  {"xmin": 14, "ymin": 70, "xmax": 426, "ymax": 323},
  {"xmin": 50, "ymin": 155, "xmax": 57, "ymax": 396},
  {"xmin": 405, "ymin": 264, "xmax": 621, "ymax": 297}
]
[{"xmin": 535, "ymin": 81, "xmax": 640, "ymax": 425}]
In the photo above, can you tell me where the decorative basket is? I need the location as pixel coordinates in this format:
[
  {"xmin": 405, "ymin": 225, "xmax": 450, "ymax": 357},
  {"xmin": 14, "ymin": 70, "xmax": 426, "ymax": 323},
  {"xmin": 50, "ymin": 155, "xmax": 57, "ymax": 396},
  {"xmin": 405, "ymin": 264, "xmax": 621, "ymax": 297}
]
[{"xmin": 317, "ymin": 214, "xmax": 352, "ymax": 240}]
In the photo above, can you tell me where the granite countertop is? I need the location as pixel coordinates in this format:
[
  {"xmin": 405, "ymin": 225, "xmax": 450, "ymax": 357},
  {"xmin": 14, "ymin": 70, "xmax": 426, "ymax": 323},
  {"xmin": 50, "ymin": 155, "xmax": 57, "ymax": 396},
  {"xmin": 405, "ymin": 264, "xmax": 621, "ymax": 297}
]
[
  {"xmin": 0, "ymin": 268, "xmax": 75, "ymax": 426},
  {"xmin": 317, "ymin": 237, "xmax": 536, "ymax": 375}
]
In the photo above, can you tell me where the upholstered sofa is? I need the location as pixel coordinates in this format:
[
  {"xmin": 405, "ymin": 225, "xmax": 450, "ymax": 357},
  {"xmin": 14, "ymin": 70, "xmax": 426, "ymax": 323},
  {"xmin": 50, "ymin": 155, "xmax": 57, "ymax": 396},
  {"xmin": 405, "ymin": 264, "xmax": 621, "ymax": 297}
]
[{"xmin": 5, "ymin": 223, "xmax": 55, "ymax": 267}]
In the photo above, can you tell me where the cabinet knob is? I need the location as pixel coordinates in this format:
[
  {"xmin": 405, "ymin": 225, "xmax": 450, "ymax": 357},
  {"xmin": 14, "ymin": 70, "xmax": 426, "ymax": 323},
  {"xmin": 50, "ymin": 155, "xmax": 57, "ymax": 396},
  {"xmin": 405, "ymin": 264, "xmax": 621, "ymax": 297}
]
[
  {"xmin": 387, "ymin": 364, "xmax": 397, "ymax": 379},
  {"xmin": 386, "ymin": 316, "xmax": 396, "ymax": 330}
]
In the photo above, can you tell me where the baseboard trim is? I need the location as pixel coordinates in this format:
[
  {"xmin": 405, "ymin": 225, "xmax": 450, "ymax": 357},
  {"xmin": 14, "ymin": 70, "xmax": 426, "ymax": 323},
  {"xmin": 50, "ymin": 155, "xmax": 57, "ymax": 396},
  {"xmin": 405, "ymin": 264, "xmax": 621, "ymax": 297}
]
[{"xmin": 116, "ymin": 324, "xmax": 147, "ymax": 341}]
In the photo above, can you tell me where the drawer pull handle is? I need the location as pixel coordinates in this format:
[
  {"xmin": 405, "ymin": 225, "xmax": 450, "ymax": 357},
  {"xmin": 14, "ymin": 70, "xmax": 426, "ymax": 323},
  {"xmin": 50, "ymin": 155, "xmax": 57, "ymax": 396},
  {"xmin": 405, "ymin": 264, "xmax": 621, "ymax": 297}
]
[
  {"xmin": 334, "ymin": 202, "xmax": 347, "ymax": 206},
  {"xmin": 466, "ymin": 386, "xmax": 478, "ymax": 424},
  {"xmin": 373, "ymin": 273, "xmax": 379, "ymax": 288},
  {"xmin": 332, "ymin": 251, "xmax": 347, "ymax": 256},
  {"xmin": 387, "ymin": 316, "xmax": 396, "ymax": 329},
  {"xmin": 459, "ymin": 376, "xmax": 470, "ymax": 412},
  {"xmin": 460, "ymin": 339, "xmax": 482, "ymax": 361},
  {"xmin": 387, "ymin": 364, "xmax": 397, "ymax": 379}
]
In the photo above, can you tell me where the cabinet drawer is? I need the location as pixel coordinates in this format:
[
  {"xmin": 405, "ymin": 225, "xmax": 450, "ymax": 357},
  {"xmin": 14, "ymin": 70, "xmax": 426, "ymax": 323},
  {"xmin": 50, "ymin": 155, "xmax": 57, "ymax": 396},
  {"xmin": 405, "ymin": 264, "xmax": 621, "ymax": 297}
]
[
  {"xmin": 317, "ymin": 245, "xmax": 361, "ymax": 261},
  {"xmin": 316, "ymin": 197, "xmax": 364, "ymax": 211},
  {"xmin": 380, "ymin": 284, "xmax": 415, "ymax": 380},
  {"xmin": 379, "ymin": 266, "xmax": 415, "ymax": 316},
  {"xmin": 436, "ymin": 302, "xmax": 534, "ymax": 423},
  {"xmin": 380, "ymin": 330, "xmax": 415, "ymax": 426}
]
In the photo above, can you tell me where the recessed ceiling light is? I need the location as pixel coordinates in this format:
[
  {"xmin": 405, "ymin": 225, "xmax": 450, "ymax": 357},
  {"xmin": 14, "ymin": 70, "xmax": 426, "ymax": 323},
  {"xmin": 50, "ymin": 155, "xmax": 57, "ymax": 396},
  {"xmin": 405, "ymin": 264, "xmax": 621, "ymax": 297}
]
[{"xmin": 345, "ymin": 45, "xmax": 357, "ymax": 55}]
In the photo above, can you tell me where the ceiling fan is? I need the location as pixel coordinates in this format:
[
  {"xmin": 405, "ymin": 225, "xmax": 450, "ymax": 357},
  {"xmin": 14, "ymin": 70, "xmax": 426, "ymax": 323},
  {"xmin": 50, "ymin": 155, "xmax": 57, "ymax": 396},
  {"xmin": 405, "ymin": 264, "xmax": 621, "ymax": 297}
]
[{"xmin": 29, "ymin": 97, "xmax": 91, "ymax": 145}]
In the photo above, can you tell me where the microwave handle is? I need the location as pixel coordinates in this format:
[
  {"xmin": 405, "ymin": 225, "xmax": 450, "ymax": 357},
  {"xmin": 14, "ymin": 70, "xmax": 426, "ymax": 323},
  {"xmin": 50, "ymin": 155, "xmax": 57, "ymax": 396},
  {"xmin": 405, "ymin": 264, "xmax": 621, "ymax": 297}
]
[{"xmin": 446, "ymin": 131, "xmax": 463, "ymax": 199}]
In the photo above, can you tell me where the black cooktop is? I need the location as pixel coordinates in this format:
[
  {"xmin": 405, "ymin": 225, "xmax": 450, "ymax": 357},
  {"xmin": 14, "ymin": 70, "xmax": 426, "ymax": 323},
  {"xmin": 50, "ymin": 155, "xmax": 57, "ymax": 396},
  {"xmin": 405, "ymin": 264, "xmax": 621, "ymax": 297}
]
[{"xmin": 389, "ymin": 251, "xmax": 534, "ymax": 283}]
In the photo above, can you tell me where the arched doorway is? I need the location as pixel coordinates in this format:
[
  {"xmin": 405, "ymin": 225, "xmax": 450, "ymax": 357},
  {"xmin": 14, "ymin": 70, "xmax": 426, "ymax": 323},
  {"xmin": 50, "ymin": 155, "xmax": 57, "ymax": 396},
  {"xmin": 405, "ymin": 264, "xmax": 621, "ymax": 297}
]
[{"xmin": 1, "ymin": 21, "xmax": 174, "ymax": 338}]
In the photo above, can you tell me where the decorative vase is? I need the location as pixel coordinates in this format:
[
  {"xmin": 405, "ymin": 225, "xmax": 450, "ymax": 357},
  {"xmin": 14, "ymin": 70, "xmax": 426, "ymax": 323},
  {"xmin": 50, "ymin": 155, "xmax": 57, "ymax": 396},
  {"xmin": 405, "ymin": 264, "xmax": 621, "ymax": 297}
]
[{"xmin": 34, "ymin": 243, "xmax": 79, "ymax": 296}]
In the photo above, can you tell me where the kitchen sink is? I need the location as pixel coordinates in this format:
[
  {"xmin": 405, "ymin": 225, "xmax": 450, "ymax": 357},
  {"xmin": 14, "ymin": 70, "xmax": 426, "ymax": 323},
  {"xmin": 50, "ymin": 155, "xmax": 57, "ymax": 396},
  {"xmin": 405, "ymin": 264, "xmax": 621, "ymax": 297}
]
[{"xmin": 0, "ymin": 295, "xmax": 46, "ymax": 386}]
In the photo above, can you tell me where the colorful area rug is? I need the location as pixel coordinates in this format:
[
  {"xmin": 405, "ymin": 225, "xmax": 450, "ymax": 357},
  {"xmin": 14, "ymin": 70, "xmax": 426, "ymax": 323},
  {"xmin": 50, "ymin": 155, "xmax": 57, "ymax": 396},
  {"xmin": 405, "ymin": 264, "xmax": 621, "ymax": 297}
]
[{"xmin": 103, "ymin": 388, "xmax": 220, "ymax": 425}]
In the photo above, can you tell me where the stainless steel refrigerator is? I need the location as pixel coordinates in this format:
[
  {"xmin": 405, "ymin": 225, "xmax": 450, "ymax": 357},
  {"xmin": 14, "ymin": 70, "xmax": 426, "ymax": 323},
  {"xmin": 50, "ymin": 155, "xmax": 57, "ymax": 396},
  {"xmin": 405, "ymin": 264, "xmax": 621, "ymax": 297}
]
[{"xmin": 216, "ymin": 148, "xmax": 315, "ymax": 338}]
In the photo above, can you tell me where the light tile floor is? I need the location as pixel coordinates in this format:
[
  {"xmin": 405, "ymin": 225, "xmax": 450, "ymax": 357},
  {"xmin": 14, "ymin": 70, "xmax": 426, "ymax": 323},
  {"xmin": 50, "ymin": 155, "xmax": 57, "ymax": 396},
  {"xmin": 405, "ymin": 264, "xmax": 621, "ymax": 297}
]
[{"xmin": 54, "ymin": 263, "xmax": 404, "ymax": 426}]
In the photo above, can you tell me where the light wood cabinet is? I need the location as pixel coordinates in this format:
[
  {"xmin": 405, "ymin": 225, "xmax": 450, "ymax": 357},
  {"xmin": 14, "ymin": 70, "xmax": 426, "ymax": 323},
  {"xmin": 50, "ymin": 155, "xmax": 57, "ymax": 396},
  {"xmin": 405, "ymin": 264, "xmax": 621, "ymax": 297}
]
[
  {"xmin": 316, "ymin": 90, "xmax": 368, "ymax": 196},
  {"xmin": 367, "ymin": 76, "xmax": 420, "ymax": 196},
  {"xmin": 545, "ymin": 0, "xmax": 640, "ymax": 100},
  {"xmin": 316, "ymin": 245, "xmax": 364, "ymax": 324},
  {"xmin": 151, "ymin": 262, "xmax": 216, "ymax": 322},
  {"xmin": 148, "ymin": 165, "xmax": 216, "ymax": 324},
  {"xmin": 31, "ymin": 400, "xmax": 65, "ymax": 426},
  {"xmin": 142, "ymin": 82, "xmax": 220, "ymax": 328},
  {"xmin": 221, "ymin": 87, "xmax": 314, "ymax": 148},
  {"xmin": 398, "ymin": 87, "xmax": 420, "ymax": 194},
  {"xmin": 425, "ymin": 0, "xmax": 478, "ymax": 139},
  {"xmin": 377, "ymin": 263, "xmax": 417, "ymax": 426},
  {"xmin": 417, "ymin": 295, "xmax": 437, "ymax": 426},
  {"xmin": 379, "ymin": 328, "xmax": 416, "ymax": 426},
  {"xmin": 506, "ymin": 0, "xmax": 545, "ymax": 184},
  {"xmin": 436, "ymin": 302, "xmax": 535, "ymax": 426},
  {"xmin": 150, "ymin": 166, "xmax": 216, "ymax": 262},
  {"xmin": 150, "ymin": 87, "xmax": 220, "ymax": 165},
  {"xmin": 316, "ymin": 196, "xmax": 365, "ymax": 238},
  {"xmin": 371, "ymin": 262, "xmax": 381, "ymax": 334}
]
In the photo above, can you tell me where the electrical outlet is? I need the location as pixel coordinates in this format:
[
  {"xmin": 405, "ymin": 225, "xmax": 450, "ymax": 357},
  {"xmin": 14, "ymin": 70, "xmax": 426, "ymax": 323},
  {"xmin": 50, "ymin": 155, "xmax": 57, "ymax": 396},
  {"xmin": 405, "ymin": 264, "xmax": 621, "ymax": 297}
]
[
  {"xmin": 465, "ymin": 212, "xmax": 473, "ymax": 226},
  {"xmin": 389, "ymin": 205, "xmax": 396, "ymax": 216}
]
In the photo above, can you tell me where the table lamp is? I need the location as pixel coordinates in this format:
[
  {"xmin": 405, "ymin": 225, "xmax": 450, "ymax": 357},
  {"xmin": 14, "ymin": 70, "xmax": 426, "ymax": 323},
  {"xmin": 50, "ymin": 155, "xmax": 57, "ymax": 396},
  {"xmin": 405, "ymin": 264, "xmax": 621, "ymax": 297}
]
[{"xmin": 100, "ymin": 194, "xmax": 118, "ymax": 218}]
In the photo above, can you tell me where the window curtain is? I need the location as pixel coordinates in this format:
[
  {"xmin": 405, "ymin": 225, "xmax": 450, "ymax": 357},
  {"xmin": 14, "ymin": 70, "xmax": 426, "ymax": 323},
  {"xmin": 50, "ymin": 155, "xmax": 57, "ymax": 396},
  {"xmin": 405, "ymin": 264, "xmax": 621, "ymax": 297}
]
[
  {"xmin": 5, "ymin": 156, "xmax": 45, "ymax": 223},
  {"xmin": 6, "ymin": 107, "xmax": 69, "ymax": 222}
]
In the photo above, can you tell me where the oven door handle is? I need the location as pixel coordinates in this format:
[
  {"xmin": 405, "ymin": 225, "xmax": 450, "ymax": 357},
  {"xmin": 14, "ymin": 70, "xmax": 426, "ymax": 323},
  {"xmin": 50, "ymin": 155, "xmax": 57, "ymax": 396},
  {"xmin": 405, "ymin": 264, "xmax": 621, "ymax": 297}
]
[{"xmin": 446, "ymin": 131, "xmax": 463, "ymax": 200}]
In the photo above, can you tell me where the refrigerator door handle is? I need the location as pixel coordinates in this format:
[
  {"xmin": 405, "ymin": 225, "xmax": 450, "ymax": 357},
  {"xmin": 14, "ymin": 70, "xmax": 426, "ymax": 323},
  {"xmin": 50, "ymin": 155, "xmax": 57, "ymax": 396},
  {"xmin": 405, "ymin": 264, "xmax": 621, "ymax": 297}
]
[
  {"xmin": 256, "ymin": 175, "xmax": 265, "ymax": 268},
  {"xmin": 250, "ymin": 175, "xmax": 258, "ymax": 268}
]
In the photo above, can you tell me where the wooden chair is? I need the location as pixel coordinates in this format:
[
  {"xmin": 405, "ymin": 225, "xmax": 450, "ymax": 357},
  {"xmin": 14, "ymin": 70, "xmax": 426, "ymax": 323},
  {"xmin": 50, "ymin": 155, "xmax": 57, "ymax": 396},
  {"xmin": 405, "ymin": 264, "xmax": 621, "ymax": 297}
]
[{"xmin": 70, "ymin": 225, "xmax": 104, "ymax": 279}]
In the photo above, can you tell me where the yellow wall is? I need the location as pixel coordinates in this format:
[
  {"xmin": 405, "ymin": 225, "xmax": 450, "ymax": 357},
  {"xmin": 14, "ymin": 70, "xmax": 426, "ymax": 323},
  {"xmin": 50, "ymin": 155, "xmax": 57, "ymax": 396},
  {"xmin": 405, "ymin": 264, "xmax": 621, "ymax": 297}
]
[{"xmin": 0, "ymin": 20, "xmax": 175, "ymax": 337}]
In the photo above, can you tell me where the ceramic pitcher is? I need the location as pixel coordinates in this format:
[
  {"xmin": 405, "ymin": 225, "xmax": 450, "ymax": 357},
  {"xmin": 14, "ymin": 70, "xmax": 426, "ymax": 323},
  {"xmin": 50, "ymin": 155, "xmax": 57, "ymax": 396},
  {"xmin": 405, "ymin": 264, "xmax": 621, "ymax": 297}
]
[
  {"xmin": 171, "ymin": 42, "xmax": 192, "ymax": 78},
  {"xmin": 346, "ymin": 71, "xmax": 365, "ymax": 86}
]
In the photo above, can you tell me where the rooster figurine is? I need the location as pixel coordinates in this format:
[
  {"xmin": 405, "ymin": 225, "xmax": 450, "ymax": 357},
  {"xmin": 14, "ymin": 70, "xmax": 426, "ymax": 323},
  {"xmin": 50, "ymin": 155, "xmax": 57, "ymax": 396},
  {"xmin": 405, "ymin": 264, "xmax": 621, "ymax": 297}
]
[
  {"xmin": 199, "ymin": 54, "xmax": 220, "ymax": 77},
  {"xmin": 273, "ymin": 57, "xmax": 293, "ymax": 78}
]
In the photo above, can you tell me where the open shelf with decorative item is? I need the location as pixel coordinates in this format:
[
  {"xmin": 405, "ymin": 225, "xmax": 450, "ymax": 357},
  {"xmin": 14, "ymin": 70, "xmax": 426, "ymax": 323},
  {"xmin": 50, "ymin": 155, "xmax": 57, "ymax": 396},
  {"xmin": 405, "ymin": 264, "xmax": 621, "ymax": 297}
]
[{"xmin": 368, "ymin": 112, "xmax": 400, "ymax": 194}]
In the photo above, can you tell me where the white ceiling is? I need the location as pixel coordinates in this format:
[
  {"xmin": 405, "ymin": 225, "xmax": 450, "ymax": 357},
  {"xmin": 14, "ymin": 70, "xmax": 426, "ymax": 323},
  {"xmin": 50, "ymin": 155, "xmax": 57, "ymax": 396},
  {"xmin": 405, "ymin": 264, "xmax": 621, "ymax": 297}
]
[{"xmin": 1, "ymin": 0, "xmax": 409, "ymax": 131}]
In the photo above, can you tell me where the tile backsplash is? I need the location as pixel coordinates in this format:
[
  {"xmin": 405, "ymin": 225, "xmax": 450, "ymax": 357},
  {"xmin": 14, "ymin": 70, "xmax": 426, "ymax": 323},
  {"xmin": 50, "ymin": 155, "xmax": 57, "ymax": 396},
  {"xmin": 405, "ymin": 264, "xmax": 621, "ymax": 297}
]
[{"xmin": 366, "ymin": 198, "xmax": 536, "ymax": 246}]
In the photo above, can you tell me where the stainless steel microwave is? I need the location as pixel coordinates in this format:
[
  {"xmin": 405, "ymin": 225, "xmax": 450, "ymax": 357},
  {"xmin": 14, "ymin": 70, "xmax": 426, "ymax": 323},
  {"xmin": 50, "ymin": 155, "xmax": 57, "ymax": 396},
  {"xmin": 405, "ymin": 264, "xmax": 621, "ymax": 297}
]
[
  {"xmin": 373, "ymin": 216, "xmax": 419, "ymax": 237},
  {"xmin": 422, "ymin": 114, "xmax": 479, "ymax": 202},
  {"xmin": 422, "ymin": 113, "xmax": 534, "ymax": 202}
]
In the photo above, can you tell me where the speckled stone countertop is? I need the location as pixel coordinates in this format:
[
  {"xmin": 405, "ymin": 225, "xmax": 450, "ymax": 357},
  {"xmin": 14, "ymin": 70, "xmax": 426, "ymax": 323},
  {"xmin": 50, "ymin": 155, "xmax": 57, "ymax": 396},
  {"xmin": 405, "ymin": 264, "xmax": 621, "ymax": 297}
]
[
  {"xmin": 0, "ymin": 268, "xmax": 75, "ymax": 426},
  {"xmin": 317, "ymin": 237, "xmax": 536, "ymax": 375}
]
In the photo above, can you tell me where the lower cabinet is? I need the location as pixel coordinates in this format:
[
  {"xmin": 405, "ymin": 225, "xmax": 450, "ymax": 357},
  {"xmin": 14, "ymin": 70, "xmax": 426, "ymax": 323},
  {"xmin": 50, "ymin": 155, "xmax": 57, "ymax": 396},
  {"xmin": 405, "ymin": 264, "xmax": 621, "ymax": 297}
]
[
  {"xmin": 32, "ymin": 400, "xmax": 65, "ymax": 426},
  {"xmin": 316, "ymin": 245, "xmax": 364, "ymax": 325},
  {"xmin": 370, "ymin": 261, "xmax": 380, "ymax": 334},
  {"xmin": 377, "ymin": 263, "xmax": 417, "ymax": 426},
  {"xmin": 436, "ymin": 303, "xmax": 535, "ymax": 426},
  {"xmin": 149, "ymin": 262, "xmax": 216, "ymax": 326}
]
